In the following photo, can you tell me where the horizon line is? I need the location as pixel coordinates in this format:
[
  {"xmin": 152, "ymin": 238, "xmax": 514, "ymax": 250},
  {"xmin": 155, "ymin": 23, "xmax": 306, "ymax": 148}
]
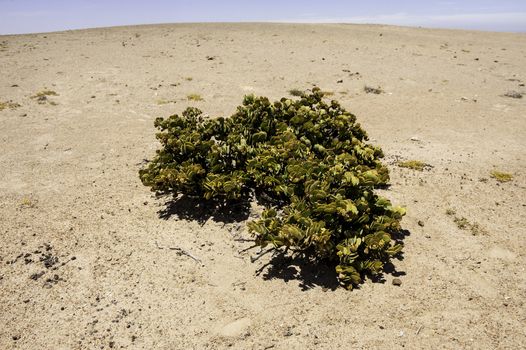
[{"xmin": 2, "ymin": 20, "xmax": 526, "ymax": 36}]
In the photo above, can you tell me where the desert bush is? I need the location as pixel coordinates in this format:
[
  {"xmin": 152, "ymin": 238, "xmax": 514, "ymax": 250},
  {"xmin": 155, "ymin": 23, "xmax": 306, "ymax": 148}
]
[
  {"xmin": 288, "ymin": 88, "xmax": 303, "ymax": 97},
  {"xmin": 187, "ymin": 93, "xmax": 203, "ymax": 101},
  {"xmin": 140, "ymin": 88, "xmax": 405, "ymax": 289},
  {"xmin": 364, "ymin": 85, "xmax": 383, "ymax": 94},
  {"xmin": 397, "ymin": 160, "xmax": 430, "ymax": 171},
  {"xmin": 0, "ymin": 100, "xmax": 21, "ymax": 111},
  {"xmin": 490, "ymin": 170, "xmax": 513, "ymax": 183}
]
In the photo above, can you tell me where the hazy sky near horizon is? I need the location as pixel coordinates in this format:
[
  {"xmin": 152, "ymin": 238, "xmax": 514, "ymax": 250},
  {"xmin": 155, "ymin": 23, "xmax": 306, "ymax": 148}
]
[{"xmin": 1, "ymin": 0, "xmax": 526, "ymax": 35}]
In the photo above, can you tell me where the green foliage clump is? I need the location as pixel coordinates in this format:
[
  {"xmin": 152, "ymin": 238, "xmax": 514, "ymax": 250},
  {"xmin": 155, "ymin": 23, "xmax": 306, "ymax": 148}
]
[
  {"xmin": 31, "ymin": 90, "xmax": 58, "ymax": 98},
  {"xmin": 0, "ymin": 100, "xmax": 21, "ymax": 111},
  {"xmin": 364, "ymin": 85, "xmax": 383, "ymax": 94},
  {"xmin": 0, "ymin": 40, "xmax": 8, "ymax": 52},
  {"xmin": 140, "ymin": 88, "xmax": 405, "ymax": 289},
  {"xmin": 397, "ymin": 160, "xmax": 430, "ymax": 171},
  {"xmin": 187, "ymin": 93, "xmax": 203, "ymax": 101},
  {"xmin": 453, "ymin": 216, "xmax": 469, "ymax": 229},
  {"xmin": 31, "ymin": 90, "xmax": 59, "ymax": 105},
  {"xmin": 288, "ymin": 89, "xmax": 303, "ymax": 97},
  {"xmin": 453, "ymin": 216, "xmax": 485, "ymax": 235},
  {"xmin": 490, "ymin": 170, "xmax": 512, "ymax": 183},
  {"xmin": 157, "ymin": 98, "xmax": 176, "ymax": 105}
]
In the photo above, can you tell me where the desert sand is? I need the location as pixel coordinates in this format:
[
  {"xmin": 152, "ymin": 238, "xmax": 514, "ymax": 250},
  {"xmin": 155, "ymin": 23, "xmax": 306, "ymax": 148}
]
[{"xmin": 0, "ymin": 23, "xmax": 525, "ymax": 349}]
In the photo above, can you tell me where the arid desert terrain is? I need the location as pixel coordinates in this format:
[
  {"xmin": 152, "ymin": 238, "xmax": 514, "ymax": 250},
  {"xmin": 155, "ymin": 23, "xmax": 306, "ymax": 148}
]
[{"xmin": 1, "ymin": 23, "xmax": 525, "ymax": 349}]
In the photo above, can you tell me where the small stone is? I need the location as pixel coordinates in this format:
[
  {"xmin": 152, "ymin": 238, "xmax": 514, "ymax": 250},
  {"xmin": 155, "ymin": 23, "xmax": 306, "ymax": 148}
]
[
  {"xmin": 503, "ymin": 91, "xmax": 522, "ymax": 99},
  {"xmin": 12, "ymin": 335, "xmax": 20, "ymax": 341},
  {"xmin": 30, "ymin": 271, "xmax": 45, "ymax": 280},
  {"xmin": 219, "ymin": 318, "xmax": 252, "ymax": 337},
  {"xmin": 417, "ymin": 220, "xmax": 425, "ymax": 227},
  {"xmin": 392, "ymin": 278, "xmax": 402, "ymax": 286}
]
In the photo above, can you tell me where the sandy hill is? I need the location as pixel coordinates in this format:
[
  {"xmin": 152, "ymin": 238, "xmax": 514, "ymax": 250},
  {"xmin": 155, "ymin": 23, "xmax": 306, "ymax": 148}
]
[{"xmin": 0, "ymin": 23, "xmax": 525, "ymax": 349}]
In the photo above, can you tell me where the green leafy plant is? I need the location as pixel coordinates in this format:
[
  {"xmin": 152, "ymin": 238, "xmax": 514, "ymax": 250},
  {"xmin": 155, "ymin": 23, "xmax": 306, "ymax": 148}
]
[
  {"xmin": 490, "ymin": 170, "xmax": 513, "ymax": 183},
  {"xmin": 20, "ymin": 197, "xmax": 36, "ymax": 208},
  {"xmin": 140, "ymin": 88, "xmax": 405, "ymax": 289},
  {"xmin": 453, "ymin": 216, "xmax": 469, "ymax": 229},
  {"xmin": 0, "ymin": 100, "xmax": 21, "ymax": 111},
  {"xmin": 364, "ymin": 85, "xmax": 383, "ymax": 94},
  {"xmin": 0, "ymin": 40, "xmax": 8, "ymax": 52},
  {"xmin": 288, "ymin": 89, "xmax": 303, "ymax": 97},
  {"xmin": 31, "ymin": 90, "xmax": 58, "ymax": 98},
  {"xmin": 187, "ymin": 93, "xmax": 203, "ymax": 101},
  {"xmin": 31, "ymin": 90, "xmax": 59, "ymax": 105},
  {"xmin": 397, "ymin": 160, "xmax": 430, "ymax": 171},
  {"xmin": 156, "ymin": 98, "xmax": 177, "ymax": 105},
  {"xmin": 453, "ymin": 216, "xmax": 485, "ymax": 235}
]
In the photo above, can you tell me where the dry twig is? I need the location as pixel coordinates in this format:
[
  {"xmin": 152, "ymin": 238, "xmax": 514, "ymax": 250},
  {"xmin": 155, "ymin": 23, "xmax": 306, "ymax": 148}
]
[{"xmin": 155, "ymin": 241, "xmax": 202, "ymax": 263}]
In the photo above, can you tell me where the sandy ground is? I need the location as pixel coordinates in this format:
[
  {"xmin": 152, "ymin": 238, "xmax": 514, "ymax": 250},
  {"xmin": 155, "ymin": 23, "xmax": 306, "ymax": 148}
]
[{"xmin": 1, "ymin": 23, "xmax": 525, "ymax": 349}]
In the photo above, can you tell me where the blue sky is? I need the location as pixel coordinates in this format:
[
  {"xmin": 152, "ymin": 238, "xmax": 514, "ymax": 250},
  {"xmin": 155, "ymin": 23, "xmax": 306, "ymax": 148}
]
[{"xmin": 1, "ymin": 0, "xmax": 525, "ymax": 34}]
